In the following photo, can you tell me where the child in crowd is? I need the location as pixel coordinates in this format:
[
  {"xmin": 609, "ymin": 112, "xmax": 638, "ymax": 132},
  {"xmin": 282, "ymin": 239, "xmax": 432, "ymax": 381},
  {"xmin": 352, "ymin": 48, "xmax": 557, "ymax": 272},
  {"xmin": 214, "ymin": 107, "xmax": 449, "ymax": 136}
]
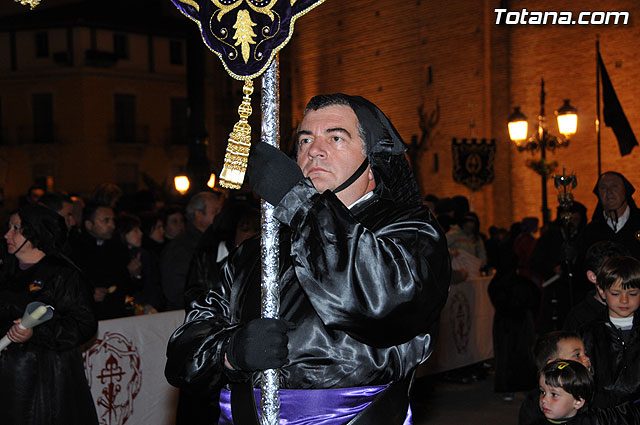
[
  {"xmin": 536, "ymin": 360, "xmax": 640, "ymax": 425},
  {"xmin": 537, "ymin": 360, "xmax": 590, "ymax": 424},
  {"xmin": 580, "ymin": 255, "xmax": 640, "ymax": 408},
  {"xmin": 564, "ymin": 241, "xmax": 630, "ymax": 332},
  {"xmin": 519, "ymin": 330, "xmax": 591, "ymax": 425}
]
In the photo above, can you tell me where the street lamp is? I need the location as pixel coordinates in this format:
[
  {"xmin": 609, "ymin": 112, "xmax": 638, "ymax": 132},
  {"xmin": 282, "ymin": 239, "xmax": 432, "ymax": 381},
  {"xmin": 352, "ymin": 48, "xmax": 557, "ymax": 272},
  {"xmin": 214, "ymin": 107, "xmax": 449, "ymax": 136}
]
[{"xmin": 507, "ymin": 78, "xmax": 578, "ymax": 225}]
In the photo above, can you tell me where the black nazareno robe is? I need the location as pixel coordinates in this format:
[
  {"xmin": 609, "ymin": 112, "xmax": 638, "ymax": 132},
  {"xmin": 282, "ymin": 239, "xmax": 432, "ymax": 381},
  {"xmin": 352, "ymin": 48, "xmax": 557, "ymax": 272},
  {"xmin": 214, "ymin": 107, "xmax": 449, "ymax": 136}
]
[
  {"xmin": 165, "ymin": 179, "xmax": 450, "ymax": 393},
  {"xmin": 0, "ymin": 255, "xmax": 98, "ymax": 425}
]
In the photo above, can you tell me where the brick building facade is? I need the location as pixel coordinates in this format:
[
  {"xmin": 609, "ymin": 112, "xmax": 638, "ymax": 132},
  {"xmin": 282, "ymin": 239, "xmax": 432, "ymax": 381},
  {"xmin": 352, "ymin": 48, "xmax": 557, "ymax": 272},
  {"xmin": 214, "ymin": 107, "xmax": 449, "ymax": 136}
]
[{"xmin": 286, "ymin": 0, "xmax": 640, "ymax": 229}]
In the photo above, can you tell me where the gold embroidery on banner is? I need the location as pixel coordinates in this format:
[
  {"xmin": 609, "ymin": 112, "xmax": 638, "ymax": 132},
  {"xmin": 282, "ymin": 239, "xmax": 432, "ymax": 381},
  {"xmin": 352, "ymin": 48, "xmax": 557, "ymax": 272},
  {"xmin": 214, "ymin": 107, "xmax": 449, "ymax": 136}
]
[
  {"xmin": 254, "ymin": 11, "xmax": 280, "ymax": 61},
  {"xmin": 197, "ymin": 0, "xmax": 326, "ymax": 80},
  {"xmin": 233, "ymin": 10, "xmax": 257, "ymax": 63},
  {"xmin": 246, "ymin": 0, "xmax": 278, "ymax": 21},
  {"xmin": 212, "ymin": 0, "xmax": 243, "ymax": 21}
]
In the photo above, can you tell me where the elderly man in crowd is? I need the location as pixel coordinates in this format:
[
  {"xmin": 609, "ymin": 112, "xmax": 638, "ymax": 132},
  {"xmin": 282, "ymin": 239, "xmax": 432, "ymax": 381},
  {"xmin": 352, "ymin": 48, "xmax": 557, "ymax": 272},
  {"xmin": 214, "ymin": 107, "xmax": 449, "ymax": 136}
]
[{"xmin": 161, "ymin": 191, "xmax": 223, "ymax": 310}]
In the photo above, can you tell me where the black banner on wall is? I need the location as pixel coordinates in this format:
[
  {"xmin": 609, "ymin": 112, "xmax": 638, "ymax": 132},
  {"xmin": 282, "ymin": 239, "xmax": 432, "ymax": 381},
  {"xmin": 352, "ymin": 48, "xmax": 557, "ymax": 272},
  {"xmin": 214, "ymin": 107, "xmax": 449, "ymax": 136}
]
[{"xmin": 451, "ymin": 138, "xmax": 496, "ymax": 191}]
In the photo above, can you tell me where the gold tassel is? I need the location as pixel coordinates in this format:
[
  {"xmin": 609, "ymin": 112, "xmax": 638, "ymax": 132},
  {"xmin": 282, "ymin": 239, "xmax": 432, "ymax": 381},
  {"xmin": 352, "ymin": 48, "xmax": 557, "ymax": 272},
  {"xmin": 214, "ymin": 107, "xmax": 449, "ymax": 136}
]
[
  {"xmin": 14, "ymin": 0, "xmax": 40, "ymax": 9},
  {"xmin": 219, "ymin": 80, "xmax": 254, "ymax": 189}
]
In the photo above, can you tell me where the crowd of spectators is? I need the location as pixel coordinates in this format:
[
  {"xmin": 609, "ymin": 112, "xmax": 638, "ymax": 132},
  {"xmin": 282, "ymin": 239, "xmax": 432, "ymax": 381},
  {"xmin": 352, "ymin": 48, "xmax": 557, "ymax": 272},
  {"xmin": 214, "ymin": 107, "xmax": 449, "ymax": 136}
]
[
  {"xmin": 3, "ymin": 183, "xmax": 259, "ymax": 322},
  {"xmin": 428, "ymin": 170, "xmax": 640, "ymax": 420},
  {"xmin": 3, "ymin": 169, "xmax": 638, "ymax": 423}
]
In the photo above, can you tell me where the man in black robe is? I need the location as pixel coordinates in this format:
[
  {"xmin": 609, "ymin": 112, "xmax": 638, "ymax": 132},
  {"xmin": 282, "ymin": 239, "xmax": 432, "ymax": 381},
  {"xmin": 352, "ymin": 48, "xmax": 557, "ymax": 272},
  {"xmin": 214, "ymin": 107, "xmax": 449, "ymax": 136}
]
[{"xmin": 165, "ymin": 94, "xmax": 451, "ymax": 424}]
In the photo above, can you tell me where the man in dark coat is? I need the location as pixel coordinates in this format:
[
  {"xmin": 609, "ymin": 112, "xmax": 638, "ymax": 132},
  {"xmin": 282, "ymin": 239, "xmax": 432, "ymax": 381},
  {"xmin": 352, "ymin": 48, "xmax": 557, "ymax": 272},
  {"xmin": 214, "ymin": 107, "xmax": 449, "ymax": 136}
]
[
  {"xmin": 165, "ymin": 94, "xmax": 451, "ymax": 424},
  {"xmin": 70, "ymin": 202, "xmax": 139, "ymax": 320}
]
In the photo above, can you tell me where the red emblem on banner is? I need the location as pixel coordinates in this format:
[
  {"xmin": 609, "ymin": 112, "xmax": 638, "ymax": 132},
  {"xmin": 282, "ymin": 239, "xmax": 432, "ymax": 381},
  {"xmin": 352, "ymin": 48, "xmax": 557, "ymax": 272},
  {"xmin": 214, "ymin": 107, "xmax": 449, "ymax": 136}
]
[
  {"xmin": 84, "ymin": 332, "xmax": 142, "ymax": 425},
  {"xmin": 451, "ymin": 290, "xmax": 471, "ymax": 354}
]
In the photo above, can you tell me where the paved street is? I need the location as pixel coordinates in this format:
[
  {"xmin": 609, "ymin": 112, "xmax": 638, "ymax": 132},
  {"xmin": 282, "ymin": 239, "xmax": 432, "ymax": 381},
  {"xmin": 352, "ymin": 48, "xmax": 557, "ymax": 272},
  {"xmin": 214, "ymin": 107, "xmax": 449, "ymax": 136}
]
[{"xmin": 411, "ymin": 367, "xmax": 525, "ymax": 425}]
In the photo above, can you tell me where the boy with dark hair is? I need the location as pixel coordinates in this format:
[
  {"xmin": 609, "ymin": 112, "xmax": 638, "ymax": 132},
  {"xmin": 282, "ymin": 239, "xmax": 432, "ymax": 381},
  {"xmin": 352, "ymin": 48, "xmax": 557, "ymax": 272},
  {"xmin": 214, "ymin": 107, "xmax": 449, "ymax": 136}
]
[
  {"xmin": 580, "ymin": 256, "xmax": 640, "ymax": 408},
  {"xmin": 564, "ymin": 241, "xmax": 630, "ymax": 331},
  {"xmin": 533, "ymin": 330, "xmax": 591, "ymax": 372}
]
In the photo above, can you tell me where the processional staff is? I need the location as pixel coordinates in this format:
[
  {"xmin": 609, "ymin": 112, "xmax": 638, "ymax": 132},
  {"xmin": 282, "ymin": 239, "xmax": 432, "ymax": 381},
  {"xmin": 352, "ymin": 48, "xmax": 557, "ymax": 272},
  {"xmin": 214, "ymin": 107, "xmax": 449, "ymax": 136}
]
[{"xmin": 169, "ymin": 1, "xmax": 326, "ymax": 423}]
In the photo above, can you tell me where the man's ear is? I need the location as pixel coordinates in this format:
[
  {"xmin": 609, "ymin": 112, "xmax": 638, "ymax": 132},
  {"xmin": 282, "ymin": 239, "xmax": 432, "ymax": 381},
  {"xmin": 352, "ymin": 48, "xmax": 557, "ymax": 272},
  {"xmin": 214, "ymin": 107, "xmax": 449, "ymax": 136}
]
[
  {"xmin": 84, "ymin": 219, "xmax": 92, "ymax": 231},
  {"xmin": 586, "ymin": 270, "xmax": 597, "ymax": 284},
  {"xmin": 574, "ymin": 397, "xmax": 585, "ymax": 409}
]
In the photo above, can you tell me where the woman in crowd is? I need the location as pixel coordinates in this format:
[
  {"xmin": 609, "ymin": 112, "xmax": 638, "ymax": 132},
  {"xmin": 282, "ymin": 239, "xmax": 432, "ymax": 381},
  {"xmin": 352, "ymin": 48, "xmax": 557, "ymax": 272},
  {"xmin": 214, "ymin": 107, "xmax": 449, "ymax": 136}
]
[
  {"xmin": 115, "ymin": 213, "xmax": 164, "ymax": 312},
  {"xmin": 139, "ymin": 210, "xmax": 165, "ymax": 256},
  {"xmin": 0, "ymin": 203, "xmax": 98, "ymax": 425}
]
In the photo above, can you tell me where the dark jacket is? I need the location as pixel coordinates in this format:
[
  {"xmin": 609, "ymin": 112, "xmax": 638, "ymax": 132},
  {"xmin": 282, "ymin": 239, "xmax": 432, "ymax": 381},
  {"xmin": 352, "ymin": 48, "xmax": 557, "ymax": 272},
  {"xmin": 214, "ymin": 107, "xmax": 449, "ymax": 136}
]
[
  {"xmin": 165, "ymin": 179, "xmax": 451, "ymax": 391},
  {"xmin": 563, "ymin": 290, "xmax": 607, "ymax": 332},
  {"xmin": 528, "ymin": 403, "xmax": 640, "ymax": 425},
  {"xmin": 580, "ymin": 207, "xmax": 640, "ymax": 263},
  {"xmin": 489, "ymin": 270, "xmax": 540, "ymax": 393},
  {"xmin": 70, "ymin": 230, "xmax": 138, "ymax": 319},
  {"xmin": 161, "ymin": 222, "xmax": 204, "ymax": 310},
  {"xmin": 580, "ymin": 311, "xmax": 640, "ymax": 408},
  {"xmin": 0, "ymin": 255, "xmax": 98, "ymax": 425}
]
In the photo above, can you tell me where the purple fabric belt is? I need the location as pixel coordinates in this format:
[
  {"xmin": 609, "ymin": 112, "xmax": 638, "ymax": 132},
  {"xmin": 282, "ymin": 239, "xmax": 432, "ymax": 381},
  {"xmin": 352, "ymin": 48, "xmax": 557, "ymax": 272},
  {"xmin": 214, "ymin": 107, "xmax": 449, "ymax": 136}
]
[{"xmin": 219, "ymin": 385, "xmax": 412, "ymax": 425}]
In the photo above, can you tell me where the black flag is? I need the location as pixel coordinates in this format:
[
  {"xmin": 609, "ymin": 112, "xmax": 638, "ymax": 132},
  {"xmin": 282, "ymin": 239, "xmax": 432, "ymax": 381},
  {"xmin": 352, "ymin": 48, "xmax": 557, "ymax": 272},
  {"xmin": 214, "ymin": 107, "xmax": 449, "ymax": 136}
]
[{"xmin": 598, "ymin": 52, "xmax": 638, "ymax": 156}]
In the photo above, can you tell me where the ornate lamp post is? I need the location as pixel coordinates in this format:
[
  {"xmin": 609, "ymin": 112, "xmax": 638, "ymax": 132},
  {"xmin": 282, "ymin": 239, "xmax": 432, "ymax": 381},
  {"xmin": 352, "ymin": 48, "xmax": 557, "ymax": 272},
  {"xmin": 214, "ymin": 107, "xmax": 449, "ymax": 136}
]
[{"xmin": 508, "ymin": 78, "xmax": 578, "ymax": 225}]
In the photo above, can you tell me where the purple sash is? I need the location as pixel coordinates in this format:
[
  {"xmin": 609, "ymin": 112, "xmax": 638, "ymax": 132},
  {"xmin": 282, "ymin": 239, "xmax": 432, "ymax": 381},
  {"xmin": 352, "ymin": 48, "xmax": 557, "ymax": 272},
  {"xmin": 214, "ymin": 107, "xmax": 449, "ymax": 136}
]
[{"xmin": 219, "ymin": 386, "xmax": 412, "ymax": 425}]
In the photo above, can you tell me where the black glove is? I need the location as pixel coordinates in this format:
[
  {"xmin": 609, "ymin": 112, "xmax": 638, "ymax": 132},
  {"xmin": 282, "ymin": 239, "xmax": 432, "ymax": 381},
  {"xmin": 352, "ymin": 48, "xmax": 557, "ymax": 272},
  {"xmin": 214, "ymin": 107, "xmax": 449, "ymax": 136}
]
[
  {"xmin": 248, "ymin": 142, "xmax": 304, "ymax": 206},
  {"xmin": 226, "ymin": 318, "xmax": 291, "ymax": 371}
]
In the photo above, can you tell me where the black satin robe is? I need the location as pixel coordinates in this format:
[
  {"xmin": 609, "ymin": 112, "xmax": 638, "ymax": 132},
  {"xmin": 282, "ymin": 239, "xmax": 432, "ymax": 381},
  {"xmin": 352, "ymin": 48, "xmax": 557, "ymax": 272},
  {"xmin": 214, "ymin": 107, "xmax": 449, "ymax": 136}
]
[
  {"xmin": 166, "ymin": 179, "xmax": 450, "ymax": 390},
  {"xmin": 0, "ymin": 255, "xmax": 98, "ymax": 425}
]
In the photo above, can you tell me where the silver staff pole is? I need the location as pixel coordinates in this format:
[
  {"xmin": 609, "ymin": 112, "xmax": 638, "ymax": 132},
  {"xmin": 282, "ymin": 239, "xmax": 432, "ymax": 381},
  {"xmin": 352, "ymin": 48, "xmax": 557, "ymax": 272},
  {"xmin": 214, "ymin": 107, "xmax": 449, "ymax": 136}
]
[{"xmin": 260, "ymin": 55, "xmax": 281, "ymax": 425}]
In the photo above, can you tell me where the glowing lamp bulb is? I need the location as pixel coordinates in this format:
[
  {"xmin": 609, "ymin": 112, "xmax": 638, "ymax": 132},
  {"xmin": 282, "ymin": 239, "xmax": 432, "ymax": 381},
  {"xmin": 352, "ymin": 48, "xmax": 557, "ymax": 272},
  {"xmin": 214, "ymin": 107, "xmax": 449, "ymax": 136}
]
[{"xmin": 174, "ymin": 175, "xmax": 190, "ymax": 195}]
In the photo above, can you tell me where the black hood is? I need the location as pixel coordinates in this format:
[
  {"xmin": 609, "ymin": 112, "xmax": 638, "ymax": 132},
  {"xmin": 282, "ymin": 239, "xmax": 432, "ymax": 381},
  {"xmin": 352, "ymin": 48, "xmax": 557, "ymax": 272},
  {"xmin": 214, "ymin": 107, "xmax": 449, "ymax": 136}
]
[{"xmin": 304, "ymin": 94, "xmax": 422, "ymax": 206}]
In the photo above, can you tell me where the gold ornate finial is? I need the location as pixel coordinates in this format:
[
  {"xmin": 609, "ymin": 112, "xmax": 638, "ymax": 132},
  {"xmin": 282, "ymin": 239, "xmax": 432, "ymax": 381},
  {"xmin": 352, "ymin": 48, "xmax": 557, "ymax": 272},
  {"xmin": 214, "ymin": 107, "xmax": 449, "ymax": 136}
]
[
  {"xmin": 14, "ymin": 0, "xmax": 40, "ymax": 9},
  {"xmin": 219, "ymin": 79, "xmax": 254, "ymax": 189}
]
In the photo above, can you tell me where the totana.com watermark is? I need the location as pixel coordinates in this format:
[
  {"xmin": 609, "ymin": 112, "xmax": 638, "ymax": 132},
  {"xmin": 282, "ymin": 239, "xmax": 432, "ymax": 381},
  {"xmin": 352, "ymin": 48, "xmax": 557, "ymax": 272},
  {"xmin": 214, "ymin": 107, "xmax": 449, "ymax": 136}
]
[{"xmin": 494, "ymin": 8, "xmax": 629, "ymax": 25}]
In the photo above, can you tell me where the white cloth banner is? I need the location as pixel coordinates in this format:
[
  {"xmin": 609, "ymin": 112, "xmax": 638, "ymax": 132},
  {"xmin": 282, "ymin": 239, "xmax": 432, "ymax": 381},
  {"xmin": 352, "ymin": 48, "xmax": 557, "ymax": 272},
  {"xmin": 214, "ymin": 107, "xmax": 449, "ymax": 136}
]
[
  {"xmin": 418, "ymin": 275, "xmax": 494, "ymax": 376},
  {"xmin": 83, "ymin": 310, "xmax": 185, "ymax": 425}
]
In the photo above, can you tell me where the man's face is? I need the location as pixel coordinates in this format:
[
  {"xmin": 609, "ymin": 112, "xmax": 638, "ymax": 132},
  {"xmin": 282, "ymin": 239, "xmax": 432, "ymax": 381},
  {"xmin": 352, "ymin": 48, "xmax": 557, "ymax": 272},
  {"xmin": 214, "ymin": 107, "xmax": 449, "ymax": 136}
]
[
  {"xmin": 58, "ymin": 201, "xmax": 75, "ymax": 231},
  {"xmin": 86, "ymin": 206, "xmax": 115, "ymax": 241},
  {"xmin": 296, "ymin": 104, "xmax": 374, "ymax": 205},
  {"xmin": 597, "ymin": 173, "xmax": 627, "ymax": 213},
  {"xmin": 194, "ymin": 197, "xmax": 222, "ymax": 231},
  {"xmin": 554, "ymin": 338, "xmax": 591, "ymax": 371},
  {"xmin": 598, "ymin": 279, "xmax": 640, "ymax": 319},
  {"xmin": 538, "ymin": 375, "xmax": 582, "ymax": 420}
]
